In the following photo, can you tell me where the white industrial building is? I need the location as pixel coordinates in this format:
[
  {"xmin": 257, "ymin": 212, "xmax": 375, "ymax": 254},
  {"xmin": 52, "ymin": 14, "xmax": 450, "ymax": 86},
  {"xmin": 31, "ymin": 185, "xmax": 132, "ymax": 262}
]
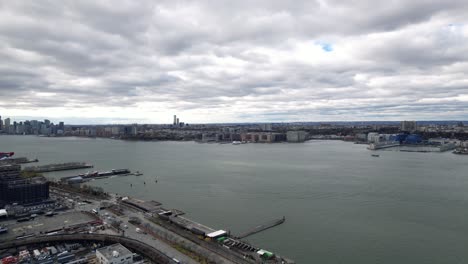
[
  {"xmin": 96, "ymin": 244, "xmax": 133, "ymax": 264},
  {"xmin": 367, "ymin": 132, "xmax": 380, "ymax": 143}
]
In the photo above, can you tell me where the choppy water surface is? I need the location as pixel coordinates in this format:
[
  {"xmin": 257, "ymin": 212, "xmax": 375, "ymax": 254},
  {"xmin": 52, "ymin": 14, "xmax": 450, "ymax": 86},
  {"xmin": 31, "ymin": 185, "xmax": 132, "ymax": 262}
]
[{"xmin": 2, "ymin": 135, "xmax": 468, "ymax": 263}]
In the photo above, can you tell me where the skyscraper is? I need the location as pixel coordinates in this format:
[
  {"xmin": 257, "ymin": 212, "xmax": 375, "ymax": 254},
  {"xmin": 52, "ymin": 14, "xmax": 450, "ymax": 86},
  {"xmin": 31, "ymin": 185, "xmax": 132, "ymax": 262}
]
[
  {"xmin": 4, "ymin": 118, "xmax": 10, "ymax": 128},
  {"xmin": 401, "ymin": 121, "xmax": 417, "ymax": 132},
  {"xmin": 173, "ymin": 115, "xmax": 177, "ymax": 126}
]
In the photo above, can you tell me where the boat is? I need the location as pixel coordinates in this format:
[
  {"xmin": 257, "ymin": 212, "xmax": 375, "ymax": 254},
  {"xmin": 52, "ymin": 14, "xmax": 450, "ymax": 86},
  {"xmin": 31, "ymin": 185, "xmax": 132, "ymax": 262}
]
[
  {"xmin": 453, "ymin": 149, "xmax": 468, "ymax": 155},
  {"xmin": 0, "ymin": 227, "xmax": 8, "ymax": 234},
  {"xmin": 232, "ymin": 141, "xmax": 241, "ymax": 145},
  {"xmin": 0, "ymin": 152, "xmax": 14, "ymax": 159},
  {"xmin": 371, "ymin": 154, "xmax": 380, "ymax": 157}
]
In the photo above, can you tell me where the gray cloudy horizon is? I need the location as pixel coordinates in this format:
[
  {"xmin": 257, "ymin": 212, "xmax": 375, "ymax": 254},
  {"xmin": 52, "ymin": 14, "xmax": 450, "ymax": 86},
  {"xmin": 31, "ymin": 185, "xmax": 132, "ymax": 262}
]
[{"xmin": 1, "ymin": 0, "xmax": 468, "ymax": 124}]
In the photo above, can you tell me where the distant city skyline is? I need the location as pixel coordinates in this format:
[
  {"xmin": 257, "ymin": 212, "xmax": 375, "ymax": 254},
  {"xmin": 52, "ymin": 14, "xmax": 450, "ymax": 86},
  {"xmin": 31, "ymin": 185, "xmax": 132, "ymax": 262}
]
[
  {"xmin": 0, "ymin": 113, "xmax": 467, "ymax": 126},
  {"xmin": 1, "ymin": 1, "xmax": 468, "ymax": 123}
]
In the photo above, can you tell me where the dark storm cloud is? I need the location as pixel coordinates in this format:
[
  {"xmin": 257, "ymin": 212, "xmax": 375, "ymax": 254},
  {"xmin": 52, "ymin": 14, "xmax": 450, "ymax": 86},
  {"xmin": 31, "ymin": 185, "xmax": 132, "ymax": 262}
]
[{"xmin": 0, "ymin": 0, "xmax": 468, "ymax": 122}]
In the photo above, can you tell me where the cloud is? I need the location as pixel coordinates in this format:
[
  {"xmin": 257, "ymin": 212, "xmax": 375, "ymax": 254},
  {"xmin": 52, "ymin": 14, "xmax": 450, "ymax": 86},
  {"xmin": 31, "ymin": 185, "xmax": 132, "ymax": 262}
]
[{"xmin": 0, "ymin": 0, "xmax": 468, "ymax": 124}]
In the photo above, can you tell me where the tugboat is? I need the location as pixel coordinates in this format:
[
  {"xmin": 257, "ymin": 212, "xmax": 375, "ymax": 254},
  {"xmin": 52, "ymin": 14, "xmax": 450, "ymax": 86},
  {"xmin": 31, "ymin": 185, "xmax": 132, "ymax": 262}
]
[
  {"xmin": 371, "ymin": 154, "xmax": 380, "ymax": 157},
  {"xmin": 232, "ymin": 141, "xmax": 241, "ymax": 145}
]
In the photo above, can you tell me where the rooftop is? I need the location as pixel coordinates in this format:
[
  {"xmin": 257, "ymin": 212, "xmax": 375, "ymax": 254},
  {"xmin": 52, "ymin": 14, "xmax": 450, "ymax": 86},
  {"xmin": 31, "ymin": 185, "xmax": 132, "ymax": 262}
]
[
  {"xmin": 121, "ymin": 197, "xmax": 161, "ymax": 212},
  {"xmin": 207, "ymin": 230, "xmax": 227, "ymax": 238},
  {"xmin": 97, "ymin": 243, "xmax": 132, "ymax": 260},
  {"xmin": 0, "ymin": 209, "xmax": 7, "ymax": 217}
]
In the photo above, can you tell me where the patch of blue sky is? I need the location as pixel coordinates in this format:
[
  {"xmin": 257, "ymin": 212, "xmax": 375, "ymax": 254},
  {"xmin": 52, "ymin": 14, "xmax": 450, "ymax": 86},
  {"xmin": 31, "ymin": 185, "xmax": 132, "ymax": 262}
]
[{"xmin": 316, "ymin": 41, "xmax": 333, "ymax": 52}]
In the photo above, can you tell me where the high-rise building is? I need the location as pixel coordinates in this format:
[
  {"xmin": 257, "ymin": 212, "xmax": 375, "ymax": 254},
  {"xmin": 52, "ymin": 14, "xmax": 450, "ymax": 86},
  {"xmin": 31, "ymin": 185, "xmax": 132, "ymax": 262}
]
[
  {"xmin": 401, "ymin": 121, "xmax": 417, "ymax": 132},
  {"xmin": 173, "ymin": 115, "xmax": 177, "ymax": 126},
  {"xmin": 260, "ymin": 123, "xmax": 272, "ymax": 131},
  {"xmin": 176, "ymin": 118, "xmax": 179, "ymax": 126},
  {"xmin": 4, "ymin": 118, "xmax": 10, "ymax": 128}
]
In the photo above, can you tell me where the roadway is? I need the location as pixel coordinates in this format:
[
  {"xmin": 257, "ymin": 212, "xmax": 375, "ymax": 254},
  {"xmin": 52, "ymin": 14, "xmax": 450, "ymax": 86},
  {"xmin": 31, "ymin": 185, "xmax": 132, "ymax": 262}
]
[{"xmin": 69, "ymin": 193, "xmax": 197, "ymax": 264}]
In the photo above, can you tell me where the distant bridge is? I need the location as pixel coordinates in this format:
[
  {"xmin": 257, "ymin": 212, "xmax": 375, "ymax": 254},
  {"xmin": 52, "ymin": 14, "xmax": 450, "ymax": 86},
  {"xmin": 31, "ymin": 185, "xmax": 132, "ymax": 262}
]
[{"xmin": 0, "ymin": 234, "xmax": 176, "ymax": 264}]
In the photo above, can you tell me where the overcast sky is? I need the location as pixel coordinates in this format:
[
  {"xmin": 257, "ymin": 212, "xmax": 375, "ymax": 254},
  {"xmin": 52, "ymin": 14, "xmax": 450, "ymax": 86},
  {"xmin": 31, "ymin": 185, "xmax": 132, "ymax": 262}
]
[{"xmin": 1, "ymin": 1, "xmax": 468, "ymax": 124}]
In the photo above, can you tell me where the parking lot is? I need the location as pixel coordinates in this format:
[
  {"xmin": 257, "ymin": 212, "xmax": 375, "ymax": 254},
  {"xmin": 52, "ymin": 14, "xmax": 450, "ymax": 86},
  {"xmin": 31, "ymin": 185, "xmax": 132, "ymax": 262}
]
[{"xmin": 0, "ymin": 211, "xmax": 96, "ymax": 242}]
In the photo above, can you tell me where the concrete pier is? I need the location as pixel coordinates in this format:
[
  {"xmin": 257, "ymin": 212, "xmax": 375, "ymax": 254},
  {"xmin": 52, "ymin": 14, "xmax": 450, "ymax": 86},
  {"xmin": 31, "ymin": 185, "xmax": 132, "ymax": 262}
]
[{"xmin": 236, "ymin": 216, "xmax": 285, "ymax": 239}]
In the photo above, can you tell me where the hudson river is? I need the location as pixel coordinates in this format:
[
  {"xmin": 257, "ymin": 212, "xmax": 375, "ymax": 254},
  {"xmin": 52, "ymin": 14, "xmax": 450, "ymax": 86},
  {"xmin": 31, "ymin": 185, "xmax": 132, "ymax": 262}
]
[{"xmin": 2, "ymin": 135, "xmax": 468, "ymax": 263}]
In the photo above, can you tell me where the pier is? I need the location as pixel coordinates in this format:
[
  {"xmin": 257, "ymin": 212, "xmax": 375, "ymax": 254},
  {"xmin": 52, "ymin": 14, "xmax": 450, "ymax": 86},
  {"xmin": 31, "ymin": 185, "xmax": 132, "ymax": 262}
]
[
  {"xmin": 23, "ymin": 162, "xmax": 93, "ymax": 173},
  {"xmin": 60, "ymin": 169, "xmax": 133, "ymax": 183},
  {"xmin": 367, "ymin": 143, "xmax": 400, "ymax": 150},
  {"xmin": 235, "ymin": 216, "xmax": 285, "ymax": 239}
]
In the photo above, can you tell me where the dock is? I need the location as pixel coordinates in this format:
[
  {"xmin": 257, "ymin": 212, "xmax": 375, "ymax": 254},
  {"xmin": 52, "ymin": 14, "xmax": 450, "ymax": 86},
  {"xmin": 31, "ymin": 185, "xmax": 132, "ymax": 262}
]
[
  {"xmin": 235, "ymin": 216, "xmax": 285, "ymax": 239},
  {"xmin": 60, "ymin": 169, "xmax": 132, "ymax": 183},
  {"xmin": 0, "ymin": 157, "xmax": 38, "ymax": 165},
  {"xmin": 23, "ymin": 162, "xmax": 93, "ymax": 173}
]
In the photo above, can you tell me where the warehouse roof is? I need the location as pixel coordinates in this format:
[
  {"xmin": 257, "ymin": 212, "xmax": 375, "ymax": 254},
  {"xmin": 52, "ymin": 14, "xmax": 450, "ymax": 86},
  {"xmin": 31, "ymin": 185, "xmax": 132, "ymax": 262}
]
[{"xmin": 207, "ymin": 230, "xmax": 227, "ymax": 238}]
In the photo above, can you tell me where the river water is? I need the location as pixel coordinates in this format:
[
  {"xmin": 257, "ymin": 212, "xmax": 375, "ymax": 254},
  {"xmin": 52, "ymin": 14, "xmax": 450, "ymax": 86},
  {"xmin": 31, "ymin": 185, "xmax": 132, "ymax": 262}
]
[{"xmin": 2, "ymin": 135, "xmax": 468, "ymax": 263}]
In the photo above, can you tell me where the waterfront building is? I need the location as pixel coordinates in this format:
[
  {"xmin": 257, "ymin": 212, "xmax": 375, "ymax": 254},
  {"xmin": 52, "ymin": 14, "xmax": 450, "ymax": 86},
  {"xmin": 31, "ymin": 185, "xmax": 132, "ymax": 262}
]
[
  {"xmin": 123, "ymin": 125, "xmax": 138, "ymax": 136},
  {"xmin": 405, "ymin": 134, "xmax": 423, "ymax": 144},
  {"xmin": 96, "ymin": 244, "xmax": 133, "ymax": 264},
  {"xmin": 111, "ymin": 126, "xmax": 120, "ymax": 135},
  {"xmin": 241, "ymin": 132, "xmax": 285, "ymax": 143},
  {"xmin": 367, "ymin": 132, "xmax": 380, "ymax": 143},
  {"xmin": 201, "ymin": 132, "xmax": 221, "ymax": 142},
  {"xmin": 286, "ymin": 131, "xmax": 307, "ymax": 142},
  {"xmin": 0, "ymin": 164, "xmax": 49, "ymax": 205},
  {"xmin": 355, "ymin": 133, "xmax": 367, "ymax": 142}
]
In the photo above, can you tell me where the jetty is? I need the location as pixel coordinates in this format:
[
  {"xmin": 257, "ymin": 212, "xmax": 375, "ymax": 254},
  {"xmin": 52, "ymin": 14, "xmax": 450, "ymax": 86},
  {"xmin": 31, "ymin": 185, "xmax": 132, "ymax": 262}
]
[
  {"xmin": 23, "ymin": 162, "xmax": 93, "ymax": 173},
  {"xmin": 235, "ymin": 216, "xmax": 285, "ymax": 239}
]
